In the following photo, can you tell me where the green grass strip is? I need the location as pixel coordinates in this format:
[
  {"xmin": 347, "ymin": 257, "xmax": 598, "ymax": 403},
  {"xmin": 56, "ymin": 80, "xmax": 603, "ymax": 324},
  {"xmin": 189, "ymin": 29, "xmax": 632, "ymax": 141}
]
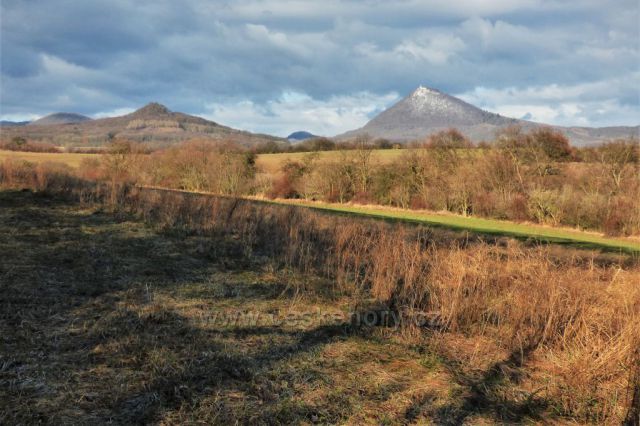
[
  {"xmin": 268, "ymin": 199, "xmax": 640, "ymax": 254},
  {"xmin": 138, "ymin": 186, "xmax": 640, "ymax": 254}
]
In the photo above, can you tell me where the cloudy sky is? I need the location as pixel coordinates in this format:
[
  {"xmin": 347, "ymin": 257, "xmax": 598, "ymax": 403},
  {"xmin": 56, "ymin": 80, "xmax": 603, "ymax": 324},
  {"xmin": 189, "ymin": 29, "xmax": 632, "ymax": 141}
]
[{"xmin": 1, "ymin": 0, "xmax": 638, "ymax": 136}]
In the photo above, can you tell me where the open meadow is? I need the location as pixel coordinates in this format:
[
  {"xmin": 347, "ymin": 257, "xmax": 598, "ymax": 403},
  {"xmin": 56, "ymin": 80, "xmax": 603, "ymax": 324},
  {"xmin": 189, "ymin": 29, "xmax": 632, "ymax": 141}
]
[
  {"xmin": 0, "ymin": 150, "xmax": 98, "ymax": 168},
  {"xmin": 0, "ymin": 148, "xmax": 406, "ymax": 173},
  {"xmin": 255, "ymin": 149, "xmax": 408, "ymax": 174},
  {"xmin": 1, "ymin": 161, "xmax": 639, "ymax": 423},
  {"xmin": 3, "ymin": 189, "xmax": 455, "ymax": 424},
  {"xmin": 260, "ymin": 198, "xmax": 640, "ymax": 253}
]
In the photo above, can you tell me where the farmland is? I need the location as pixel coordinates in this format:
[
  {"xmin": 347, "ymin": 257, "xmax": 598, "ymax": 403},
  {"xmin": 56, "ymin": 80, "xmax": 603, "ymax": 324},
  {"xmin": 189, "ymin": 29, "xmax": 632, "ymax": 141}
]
[
  {"xmin": 0, "ymin": 148, "xmax": 406, "ymax": 173},
  {"xmin": 0, "ymin": 150, "xmax": 98, "ymax": 168},
  {"xmin": 255, "ymin": 149, "xmax": 407, "ymax": 174}
]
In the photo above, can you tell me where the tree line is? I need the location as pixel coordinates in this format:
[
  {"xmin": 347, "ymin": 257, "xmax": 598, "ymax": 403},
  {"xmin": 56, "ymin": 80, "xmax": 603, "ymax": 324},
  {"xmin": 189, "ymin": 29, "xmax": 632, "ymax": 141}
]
[{"xmin": 80, "ymin": 127, "xmax": 639, "ymax": 236}]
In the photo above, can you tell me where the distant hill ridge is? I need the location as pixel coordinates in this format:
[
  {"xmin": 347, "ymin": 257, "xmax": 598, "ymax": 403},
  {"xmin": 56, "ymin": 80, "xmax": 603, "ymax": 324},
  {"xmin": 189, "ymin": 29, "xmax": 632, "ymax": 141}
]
[
  {"xmin": 29, "ymin": 112, "xmax": 92, "ymax": 126},
  {"xmin": 130, "ymin": 102, "xmax": 171, "ymax": 117},
  {"xmin": 339, "ymin": 85, "xmax": 639, "ymax": 146},
  {"xmin": 287, "ymin": 131, "xmax": 317, "ymax": 141},
  {"xmin": 3, "ymin": 92, "xmax": 638, "ymax": 148},
  {"xmin": 1, "ymin": 102, "xmax": 283, "ymax": 148},
  {"xmin": 0, "ymin": 120, "xmax": 30, "ymax": 127}
]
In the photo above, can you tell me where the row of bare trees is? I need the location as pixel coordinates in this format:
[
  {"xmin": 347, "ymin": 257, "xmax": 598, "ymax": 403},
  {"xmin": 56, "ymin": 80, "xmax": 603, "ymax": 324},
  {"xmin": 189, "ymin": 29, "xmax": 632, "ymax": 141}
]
[
  {"xmin": 79, "ymin": 139, "xmax": 256, "ymax": 199},
  {"xmin": 77, "ymin": 128, "xmax": 638, "ymax": 235},
  {"xmin": 270, "ymin": 129, "xmax": 639, "ymax": 235}
]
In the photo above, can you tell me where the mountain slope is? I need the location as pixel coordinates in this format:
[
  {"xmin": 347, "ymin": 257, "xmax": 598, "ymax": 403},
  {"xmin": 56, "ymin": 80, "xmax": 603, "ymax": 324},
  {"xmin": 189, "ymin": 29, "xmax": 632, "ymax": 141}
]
[
  {"xmin": 338, "ymin": 86, "xmax": 639, "ymax": 146},
  {"xmin": 30, "ymin": 113, "xmax": 92, "ymax": 126},
  {"xmin": 1, "ymin": 103, "xmax": 283, "ymax": 148}
]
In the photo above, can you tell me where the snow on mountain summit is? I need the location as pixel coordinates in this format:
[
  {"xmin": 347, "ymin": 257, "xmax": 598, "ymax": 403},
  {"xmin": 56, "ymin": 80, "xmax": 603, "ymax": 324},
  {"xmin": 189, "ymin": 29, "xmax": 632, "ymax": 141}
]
[
  {"xmin": 337, "ymin": 85, "xmax": 637, "ymax": 145},
  {"xmin": 337, "ymin": 85, "xmax": 520, "ymax": 141},
  {"xmin": 406, "ymin": 85, "xmax": 469, "ymax": 116}
]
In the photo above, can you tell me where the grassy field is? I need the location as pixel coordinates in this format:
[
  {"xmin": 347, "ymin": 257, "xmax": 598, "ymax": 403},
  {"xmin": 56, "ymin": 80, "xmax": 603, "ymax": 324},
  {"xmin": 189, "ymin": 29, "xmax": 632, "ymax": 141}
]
[
  {"xmin": 0, "ymin": 190, "xmax": 530, "ymax": 424},
  {"xmin": 255, "ymin": 149, "xmax": 407, "ymax": 173},
  {"xmin": 134, "ymin": 185, "xmax": 640, "ymax": 254},
  {"xmin": 2, "ymin": 189, "xmax": 638, "ymax": 423},
  {"xmin": 0, "ymin": 148, "xmax": 406, "ymax": 174},
  {"xmin": 0, "ymin": 150, "xmax": 97, "ymax": 168},
  {"xmin": 265, "ymin": 198, "xmax": 640, "ymax": 254}
]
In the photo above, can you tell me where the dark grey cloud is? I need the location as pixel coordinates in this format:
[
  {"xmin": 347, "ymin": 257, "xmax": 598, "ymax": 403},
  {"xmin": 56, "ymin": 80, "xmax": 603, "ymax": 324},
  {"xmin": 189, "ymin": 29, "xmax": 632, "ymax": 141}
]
[{"xmin": 1, "ymin": 0, "xmax": 638, "ymax": 135}]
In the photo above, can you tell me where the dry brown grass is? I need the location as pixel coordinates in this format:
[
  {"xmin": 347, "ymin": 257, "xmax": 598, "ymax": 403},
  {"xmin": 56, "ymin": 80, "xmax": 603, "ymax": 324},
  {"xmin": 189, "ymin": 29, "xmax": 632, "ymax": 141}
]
[
  {"xmin": 0, "ymin": 149, "xmax": 99, "ymax": 168},
  {"xmin": 2, "ymin": 167, "xmax": 639, "ymax": 423},
  {"xmin": 104, "ymin": 186, "xmax": 640, "ymax": 423},
  {"xmin": 0, "ymin": 190, "xmax": 459, "ymax": 424}
]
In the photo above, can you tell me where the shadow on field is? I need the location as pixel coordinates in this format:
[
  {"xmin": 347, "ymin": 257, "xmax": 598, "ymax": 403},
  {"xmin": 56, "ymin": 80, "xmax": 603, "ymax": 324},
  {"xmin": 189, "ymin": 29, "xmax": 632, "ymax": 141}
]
[
  {"xmin": 90, "ymin": 306, "xmax": 352, "ymax": 424},
  {"xmin": 0, "ymin": 191, "xmax": 354, "ymax": 424},
  {"xmin": 2, "ymin": 190, "xmax": 606, "ymax": 424},
  {"xmin": 431, "ymin": 343, "xmax": 548, "ymax": 425}
]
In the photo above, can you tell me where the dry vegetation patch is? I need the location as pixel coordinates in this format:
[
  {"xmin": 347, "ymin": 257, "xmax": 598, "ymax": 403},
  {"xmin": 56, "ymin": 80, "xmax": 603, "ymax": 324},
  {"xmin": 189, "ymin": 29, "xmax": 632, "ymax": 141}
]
[
  {"xmin": 0, "ymin": 191, "xmax": 450, "ymax": 424},
  {"xmin": 1, "ymin": 187, "xmax": 639, "ymax": 424}
]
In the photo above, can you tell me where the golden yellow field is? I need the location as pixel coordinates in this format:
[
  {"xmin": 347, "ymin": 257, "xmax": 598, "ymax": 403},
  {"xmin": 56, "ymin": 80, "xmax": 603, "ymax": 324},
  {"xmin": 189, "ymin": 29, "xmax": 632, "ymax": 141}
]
[
  {"xmin": 0, "ymin": 150, "xmax": 98, "ymax": 168},
  {"xmin": 255, "ymin": 149, "xmax": 407, "ymax": 173},
  {"xmin": 0, "ymin": 149, "xmax": 408, "ymax": 173}
]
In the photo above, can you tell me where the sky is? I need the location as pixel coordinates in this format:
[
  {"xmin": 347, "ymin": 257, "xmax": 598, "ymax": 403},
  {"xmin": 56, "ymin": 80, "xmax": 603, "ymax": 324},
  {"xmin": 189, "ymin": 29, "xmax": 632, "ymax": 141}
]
[{"xmin": 1, "ymin": 0, "xmax": 638, "ymax": 137}]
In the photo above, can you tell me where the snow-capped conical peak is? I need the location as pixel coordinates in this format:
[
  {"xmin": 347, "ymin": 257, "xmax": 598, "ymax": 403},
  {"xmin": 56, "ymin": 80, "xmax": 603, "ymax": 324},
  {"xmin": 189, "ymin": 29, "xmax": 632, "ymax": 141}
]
[
  {"xmin": 411, "ymin": 85, "xmax": 439, "ymax": 98},
  {"xmin": 337, "ymin": 86, "xmax": 638, "ymax": 145},
  {"xmin": 406, "ymin": 85, "xmax": 461, "ymax": 114},
  {"xmin": 338, "ymin": 85, "xmax": 516, "ymax": 140}
]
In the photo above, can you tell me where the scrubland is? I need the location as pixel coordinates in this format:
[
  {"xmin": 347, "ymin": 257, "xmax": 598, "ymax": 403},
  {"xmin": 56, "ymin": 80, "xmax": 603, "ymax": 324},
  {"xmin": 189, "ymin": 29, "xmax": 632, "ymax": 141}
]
[
  {"xmin": 2, "ymin": 127, "xmax": 639, "ymax": 238},
  {"xmin": 1, "ymin": 160, "xmax": 639, "ymax": 423},
  {"xmin": 79, "ymin": 128, "xmax": 640, "ymax": 237}
]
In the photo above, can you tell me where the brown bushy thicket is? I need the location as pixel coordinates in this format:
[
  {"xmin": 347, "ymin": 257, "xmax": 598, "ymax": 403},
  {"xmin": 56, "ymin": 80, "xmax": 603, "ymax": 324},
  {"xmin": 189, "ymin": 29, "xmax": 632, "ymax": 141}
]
[
  {"xmin": 2, "ymin": 163, "xmax": 640, "ymax": 422},
  {"xmin": 134, "ymin": 139, "xmax": 256, "ymax": 195},
  {"xmin": 0, "ymin": 137, "xmax": 61, "ymax": 152},
  {"xmin": 0, "ymin": 158, "xmax": 88, "ymax": 195},
  {"xmin": 121, "ymin": 188, "xmax": 640, "ymax": 423},
  {"xmin": 270, "ymin": 129, "xmax": 640, "ymax": 235},
  {"xmin": 96, "ymin": 187, "xmax": 640, "ymax": 423},
  {"xmin": 4, "ymin": 129, "xmax": 636, "ymax": 235},
  {"xmin": 54, "ymin": 130, "xmax": 640, "ymax": 235}
]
